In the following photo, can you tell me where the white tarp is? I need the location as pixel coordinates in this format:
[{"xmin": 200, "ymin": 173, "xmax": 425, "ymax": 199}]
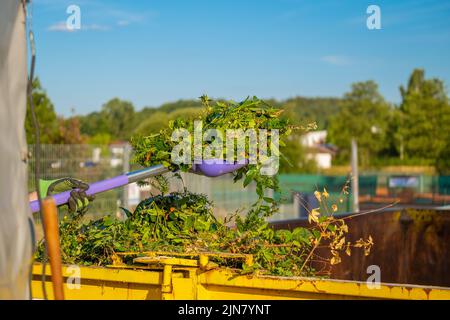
[{"xmin": 0, "ymin": 0, "xmax": 33, "ymax": 299}]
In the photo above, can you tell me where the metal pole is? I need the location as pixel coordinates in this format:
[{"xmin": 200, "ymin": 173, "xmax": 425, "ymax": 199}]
[
  {"xmin": 122, "ymin": 143, "xmax": 131, "ymax": 209},
  {"xmin": 351, "ymin": 138, "xmax": 359, "ymax": 212},
  {"xmin": 293, "ymin": 192, "xmax": 301, "ymax": 218}
]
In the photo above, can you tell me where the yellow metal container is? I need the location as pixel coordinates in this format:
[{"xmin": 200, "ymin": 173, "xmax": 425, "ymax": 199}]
[{"xmin": 31, "ymin": 253, "xmax": 450, "ymax": 300}]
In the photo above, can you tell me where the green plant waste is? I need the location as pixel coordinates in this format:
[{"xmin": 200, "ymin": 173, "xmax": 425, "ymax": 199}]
[{"xmin": 37, "ymin": 96, "xmax": 372, "ymax": 277}]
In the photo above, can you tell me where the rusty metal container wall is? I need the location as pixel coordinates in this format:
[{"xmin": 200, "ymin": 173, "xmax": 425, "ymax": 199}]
[{"xmin": 271, "ymin": 208, "xmax": 450, "ymax": 287}]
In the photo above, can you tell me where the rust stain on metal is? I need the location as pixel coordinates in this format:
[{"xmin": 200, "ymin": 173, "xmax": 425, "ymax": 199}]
[{"xmin": 271, "ymin": 209, "xmax": 450, "ymax": 287}]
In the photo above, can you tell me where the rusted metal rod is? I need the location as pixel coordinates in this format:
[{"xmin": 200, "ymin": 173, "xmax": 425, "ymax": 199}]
[{"xmin": 42, "ymin": 197, "xmax": 65, "ymax": 300}]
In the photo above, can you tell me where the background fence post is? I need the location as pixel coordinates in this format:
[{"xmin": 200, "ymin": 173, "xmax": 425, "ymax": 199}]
[
  {"xmin": 122, "ymin": 143, "xmax": 131, "ymax": 210},
  {"xmin": 351, "ymin": 138, "xmax": 359, "ymax": 212}
]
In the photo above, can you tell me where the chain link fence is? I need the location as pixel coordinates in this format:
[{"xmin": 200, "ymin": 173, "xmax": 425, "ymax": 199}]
[
  {"xmin": 28, "ymin": 144, "xmax": 450, "ymax": 230},
  {"xmin": 28, "ymin": 144, "xmax": 273, "ymax": 221},
  {"xmin": 29, "ymin": 144, "xmax": 129, "ymax": 223},
  {"xmin": 28, "ymin": 144, "xmax": 294, "ymax": 228}
]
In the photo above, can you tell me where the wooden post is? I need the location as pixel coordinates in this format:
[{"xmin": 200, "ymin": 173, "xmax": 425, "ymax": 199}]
[{"xmin": 42, "ymin": 197, "xmax": 65, "ymax": 300}]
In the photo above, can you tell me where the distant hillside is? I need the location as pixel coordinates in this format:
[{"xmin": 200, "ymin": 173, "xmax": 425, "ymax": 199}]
[
  {"xmin": 134, "ymin": 96, "xmax": 341, "ymax": 130},
  {"xmin": 279, "ymin": 97, "xmax": 341, "ymax": 129},
  {"xmin": 79, "ymin": 96, "xmax": 341, "ymax": 141}
]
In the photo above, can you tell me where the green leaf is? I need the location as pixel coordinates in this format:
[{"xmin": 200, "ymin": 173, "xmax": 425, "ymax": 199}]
[
  {"xmin": 120, "ymin": 207, "xmax": 133, "ymax": 218},
  {"xmin": 243, "ymin": 175, "xmax": 253, "ymax": 187},
  {"xmin": 263, "ymin": 197, "xmax": 275, "ymax": 203}
]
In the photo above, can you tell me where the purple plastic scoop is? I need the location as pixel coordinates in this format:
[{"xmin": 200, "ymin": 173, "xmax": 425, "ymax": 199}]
[
  {"xmin": 29, "ymin": 159, "xmax": 248, "ymax": 213},
  {"xmin": 192, "ymin": 158, "xmax": 248, "ymax": 177},
  {"xmin": 29, "ymin": 175, "xmax": 130, "ymax": 213},
  {"xmin": 29, "ymin": 164, "xmax": 168, "ymax": 213}
]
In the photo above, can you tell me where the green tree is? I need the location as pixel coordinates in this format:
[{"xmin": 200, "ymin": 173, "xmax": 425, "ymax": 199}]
[
  {"xmin": 328, "ymin": 81, "xmax": 391, "ymax": 166},
  {"xmin": 397, "ymin": 69, "xmax": 450, "ymax": 161},
  {"xmin": 158, "ymin": 99, "xmax": 203, "ymax": 113},
  {"xmin": 56, "ymin": 116, "xmax": 85, "ymax": 144},
  {"xmin": 168, "ymin": 107, "xmax": 202, "ymax": 121},
  {"xmin": 79, "ymin": 111, "xmax": 110, "ymax": 137},
  {"xmin": 25, "ymin": 78, "xmax": 60, "ymax": 144},
  {"xmin": 87, "ymin": 133, "xmax": 112, "ymax": 145},
  {"xmin": 282, "ymin": 97, "xmax": 340, "ymax": 129},
  {"xmin": 101, "ymin": 98, "xmax": 135, "ymax": 140},
  {"xmin": 279, "ymin": 134, "xmax": 317, "ymax": 173},
  {"xmin": 436, "ymin": 139, "xmax": 450, "ymax": 175},
  {"xmin": 134, "ymin": 107, "xmax": 203, "ymax": 136},
  {"xmin": 134, "ymin": 111, "xmax": 170, "ymax": 135}
]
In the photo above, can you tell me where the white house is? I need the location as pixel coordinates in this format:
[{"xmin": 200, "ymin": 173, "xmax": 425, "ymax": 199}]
[
  {"xmin": 109, "ymin": 142, "xmax": 128, "ymax": 168},
  {"xmin": 301, "ymin": 131, "xmax": 336, "ymax": 169},
  {"xmin": 301, "ymin": 130, "xmax": 327, "ymax": 147}
]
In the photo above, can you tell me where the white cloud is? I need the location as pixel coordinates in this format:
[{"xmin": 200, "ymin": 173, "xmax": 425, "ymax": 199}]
[
  {"xmin": 117, "ymin": 20, "xmax": 131, "ymax": 27},
  {"xmin": 47, "ymin": 21, "xmax": 110, "ymax": 32},
  {"xmin": 47, "ymin": 22, "xmax": 71, "ymax": 32},
  {"xmin": 83, "ymin": 24, "xmax": 110, "ymax": 31},
  {"xmin": 320, "ymin": 55, "xmax": 351, "ymax": 66}
]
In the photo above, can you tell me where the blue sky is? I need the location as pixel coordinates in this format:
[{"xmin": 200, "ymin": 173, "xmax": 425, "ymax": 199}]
[{"xmin": 32, "ymin": 0, "xmax": 450, "ymax": 116}]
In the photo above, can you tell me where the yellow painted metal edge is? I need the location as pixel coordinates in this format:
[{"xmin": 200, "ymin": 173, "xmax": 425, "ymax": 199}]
[
  {"xmin": 134, "ymin": 256, "xmax": 199, "ymax": 267},
  {"xmin": 32, "ymin": 263, "xmax": 450, "ymax": 300},
  {"xmin": 32, "ymin": 263, "xmax": 162, "ymax": 285},
  {"xmin": 32, "ymin": 263, "xmax": 167, "ymax": 300},
  {"xmin": 197, "ymin": 269, "xmax": 450, "ymax": 300}
]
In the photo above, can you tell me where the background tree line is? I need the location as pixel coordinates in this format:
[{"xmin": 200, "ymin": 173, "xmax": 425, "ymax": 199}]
[
  {"xmin": 26, "ymin": 68, "xmax": 450, "ymax": 174},
  {"xmin": 327, "ymin": 69, "xmax": 450, "ymax": 174}
]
